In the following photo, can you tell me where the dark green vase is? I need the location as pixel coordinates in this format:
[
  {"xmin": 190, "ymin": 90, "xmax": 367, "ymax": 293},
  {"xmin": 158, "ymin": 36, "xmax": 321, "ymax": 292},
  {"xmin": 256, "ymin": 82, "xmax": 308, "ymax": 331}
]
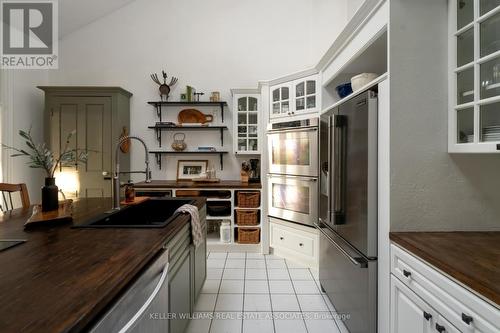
[{"xmin": 42, "ymin": 177, "xmax": 58, "ymax": 212}]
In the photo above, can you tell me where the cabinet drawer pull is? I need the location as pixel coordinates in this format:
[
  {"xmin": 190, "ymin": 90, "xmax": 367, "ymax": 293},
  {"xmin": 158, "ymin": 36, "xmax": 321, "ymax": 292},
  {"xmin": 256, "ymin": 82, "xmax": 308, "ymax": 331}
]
[
  {"xmin": 280, "ymin": 237, "xmax": 284, "ymax": 240},
  {"xmin": 402, "ymin": 269, "xmax": 411, "ymax": 278},
  {"xmin": 423, "ymin": 311, "xmax": 432, "ymax": 321},
  {"xmin": 461, "ymin": 313, "xmax": 473, "ymax": 325},
  {"xmin": 299, "ymin": 243, "xmax": 304, "ymax": 247},
  {"xmin": 435, "ymin": 323, "xmax": 446, "ymax": 333}
]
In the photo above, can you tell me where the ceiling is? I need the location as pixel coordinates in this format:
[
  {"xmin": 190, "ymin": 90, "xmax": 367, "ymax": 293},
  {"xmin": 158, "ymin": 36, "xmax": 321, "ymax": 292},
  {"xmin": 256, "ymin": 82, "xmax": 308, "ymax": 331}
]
[{"xmin": 59, "ymin": 0, "xmax": 137, "ymax": 38}]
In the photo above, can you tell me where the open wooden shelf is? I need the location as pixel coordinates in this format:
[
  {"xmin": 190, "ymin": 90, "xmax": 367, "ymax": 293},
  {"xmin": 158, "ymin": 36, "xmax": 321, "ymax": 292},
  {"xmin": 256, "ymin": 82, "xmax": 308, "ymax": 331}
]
[
  {"xmin": 147, "ymin": 101, "xmax": 228, "ymax": 122},
  {"xmin": 149, "ymin": 150, "xmax": 229, "ymax": 170},
  {"xmin": 148, "ymin": 125, "xmax": 228, "ymax": 147}
]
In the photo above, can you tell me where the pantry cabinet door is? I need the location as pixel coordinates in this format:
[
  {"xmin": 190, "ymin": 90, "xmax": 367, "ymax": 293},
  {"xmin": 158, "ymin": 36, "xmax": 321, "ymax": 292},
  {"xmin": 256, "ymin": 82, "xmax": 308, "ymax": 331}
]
[{"xmin": 49, "ymin": 96, "xmax": 112, "ymax": 198}]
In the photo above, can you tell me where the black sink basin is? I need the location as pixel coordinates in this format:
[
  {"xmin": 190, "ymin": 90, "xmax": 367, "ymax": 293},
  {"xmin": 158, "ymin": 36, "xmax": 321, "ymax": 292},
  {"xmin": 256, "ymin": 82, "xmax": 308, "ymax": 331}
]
[{"xmin": 75, "ymin": 198, "xmax": 195, "ymax": 228}]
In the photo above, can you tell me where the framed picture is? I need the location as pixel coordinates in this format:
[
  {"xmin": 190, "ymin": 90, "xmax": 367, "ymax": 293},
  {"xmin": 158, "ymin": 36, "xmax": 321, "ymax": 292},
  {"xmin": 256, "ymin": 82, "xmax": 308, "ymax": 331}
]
[{"xmin": 177, "ymin": 160, "xmax": 208, "ymax": 181}]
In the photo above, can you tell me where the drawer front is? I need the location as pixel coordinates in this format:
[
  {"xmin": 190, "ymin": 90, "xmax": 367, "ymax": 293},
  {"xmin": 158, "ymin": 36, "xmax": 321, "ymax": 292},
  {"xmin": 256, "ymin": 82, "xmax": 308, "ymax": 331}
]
[
  {"xmin": 391, "ymin": 244, "xmax": 500, "ymax": 333},
  {"xmin": 437, "ymin": 314, "xmax": 462, "ymax": 333},
  {"xmin": 270, "ymin": 222, "xmax": 315, "ymax": 258}
]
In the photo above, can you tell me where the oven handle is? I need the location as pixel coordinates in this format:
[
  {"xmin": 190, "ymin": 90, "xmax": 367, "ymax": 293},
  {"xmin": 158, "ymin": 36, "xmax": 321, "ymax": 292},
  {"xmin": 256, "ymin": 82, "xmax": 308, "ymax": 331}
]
[
  {"xmin": 267, "ymin": 127, "xmax": 318, "ymax": 134},
  {"xmin": 268, "ymin": 175, "xmax": 318, "ymax": 182},
  {"xmin": 314, "ymin": 222, "xmax": 367, "ymax": 268}
]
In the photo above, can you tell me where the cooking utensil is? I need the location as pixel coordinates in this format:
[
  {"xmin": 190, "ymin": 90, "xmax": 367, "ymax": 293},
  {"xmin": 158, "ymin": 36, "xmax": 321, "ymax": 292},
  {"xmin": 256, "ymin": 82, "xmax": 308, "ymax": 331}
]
[{"xmin": 178, "ymin": 109, "xmax": 214, "ymax": 124}]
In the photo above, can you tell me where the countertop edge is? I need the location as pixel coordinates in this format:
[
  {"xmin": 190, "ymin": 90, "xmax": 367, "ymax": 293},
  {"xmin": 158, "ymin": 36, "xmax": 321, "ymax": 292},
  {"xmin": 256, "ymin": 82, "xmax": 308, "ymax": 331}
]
[{"xmin": 389, "ymin": 232, "xmax": 500, "ymax": 309}]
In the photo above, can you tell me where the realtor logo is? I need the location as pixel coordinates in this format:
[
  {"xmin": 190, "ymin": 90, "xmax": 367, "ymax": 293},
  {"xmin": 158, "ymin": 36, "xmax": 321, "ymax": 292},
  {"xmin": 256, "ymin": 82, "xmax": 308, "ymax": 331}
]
[{"xmin": 0, "ymin": 0, "xmax": 58, "ymax": 69}]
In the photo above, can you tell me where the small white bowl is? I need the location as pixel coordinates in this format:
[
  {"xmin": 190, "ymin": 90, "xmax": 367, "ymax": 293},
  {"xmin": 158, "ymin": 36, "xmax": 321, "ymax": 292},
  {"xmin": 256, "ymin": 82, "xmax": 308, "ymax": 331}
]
[{"xmin": 351, "ymin": 73, "xmax": 379, "ymax": 91}]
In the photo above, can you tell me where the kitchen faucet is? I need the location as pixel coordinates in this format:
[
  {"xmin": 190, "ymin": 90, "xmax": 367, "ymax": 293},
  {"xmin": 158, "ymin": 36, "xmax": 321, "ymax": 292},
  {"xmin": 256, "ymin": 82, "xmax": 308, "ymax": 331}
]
[{"xmin": 112, "ymin": 136, "xmax": 151, "ymax": 210}]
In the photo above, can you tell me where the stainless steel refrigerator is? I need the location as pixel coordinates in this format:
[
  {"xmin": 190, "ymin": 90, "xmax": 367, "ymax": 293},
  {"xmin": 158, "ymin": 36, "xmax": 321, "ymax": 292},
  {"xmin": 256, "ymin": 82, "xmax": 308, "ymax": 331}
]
[{"xmin": 316, "ymin": 89, "xmax": 378, "ymax": 333}]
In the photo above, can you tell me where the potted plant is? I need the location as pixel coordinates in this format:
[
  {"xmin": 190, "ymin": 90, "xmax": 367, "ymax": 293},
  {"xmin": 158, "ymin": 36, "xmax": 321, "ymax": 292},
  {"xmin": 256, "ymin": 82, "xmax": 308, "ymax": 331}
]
[{"xmin": 2, "ymin": 128, "xmax": 87, "ymax": 211}]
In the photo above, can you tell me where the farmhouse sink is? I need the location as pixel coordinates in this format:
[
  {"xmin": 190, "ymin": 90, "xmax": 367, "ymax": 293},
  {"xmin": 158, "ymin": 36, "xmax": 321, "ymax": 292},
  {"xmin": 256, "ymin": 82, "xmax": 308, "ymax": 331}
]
[{"xmin": 75, "ymin": 198, "xmax": 195, "ymax": 228}]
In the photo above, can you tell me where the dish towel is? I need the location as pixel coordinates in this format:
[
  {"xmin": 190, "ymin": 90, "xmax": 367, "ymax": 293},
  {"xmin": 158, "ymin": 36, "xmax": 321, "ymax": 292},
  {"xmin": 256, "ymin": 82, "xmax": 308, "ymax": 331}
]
[{"xmin": 175, "ymin": 204, "xmax": 203, "ymax": 248}]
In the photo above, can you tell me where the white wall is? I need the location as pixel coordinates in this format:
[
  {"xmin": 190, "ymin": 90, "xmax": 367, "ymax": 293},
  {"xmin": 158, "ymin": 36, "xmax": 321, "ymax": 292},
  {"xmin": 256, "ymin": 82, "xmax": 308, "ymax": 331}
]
[
  {"xmin": 49, "ymin": 0, "xmax": 348, "ymax": 180},
  {"xmin": 4, "ymin": 70, "xmax": 48, "ymax": 202},
  {"xmin": 347, "ymin": 0, "xmax": 365, "ymax": 19},
  {"xmin": 390, "ymin": 0, "xmax": 500, "ymax": 231}
]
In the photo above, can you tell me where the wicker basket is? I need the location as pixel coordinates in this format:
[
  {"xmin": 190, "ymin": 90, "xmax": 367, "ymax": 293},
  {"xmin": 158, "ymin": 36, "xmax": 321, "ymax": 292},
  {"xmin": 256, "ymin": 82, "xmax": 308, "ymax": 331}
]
[
  {"xmin": 237, "ymin": 228, "xmax": 260, "ymax": 244},
  {"xmin": 237, "ymin": 191, "xmax": 260, "ymax": 208},
  {"xmin": 236, "ymin": 209, "xmax": 259, "ymax": 226}
]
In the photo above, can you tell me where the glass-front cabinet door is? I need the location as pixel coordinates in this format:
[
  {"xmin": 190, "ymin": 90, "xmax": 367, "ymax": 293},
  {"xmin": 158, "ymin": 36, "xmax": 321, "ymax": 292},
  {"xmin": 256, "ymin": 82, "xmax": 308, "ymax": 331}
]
[
  {"xmin": 293, "ymin": 76, "xmax": 319, "ymax": 115},
  {"xmin": 269, "ymin": 74, "xmax": 320, "ymax": 120},
  {"xmin": 233, "ymin": 92, "xmax": 260, "ymax": 154},
  {"xmin": 270, "ymin": 83, "xmax": 291, "ymax": 119},
  {"xmin": 450, "ymin": 0, "xmax": 500, "ymax": 152}
]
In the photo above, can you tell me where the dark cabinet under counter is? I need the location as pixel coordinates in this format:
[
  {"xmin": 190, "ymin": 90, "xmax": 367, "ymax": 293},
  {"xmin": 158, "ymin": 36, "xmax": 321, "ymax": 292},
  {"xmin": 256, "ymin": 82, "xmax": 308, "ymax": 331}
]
[
  {"xmin": 134, "ymin": 180, "xmax": 263, "ymax": 251},
  {"xmin": 134, "ymin": 180, "xmax": 261, "ymax": 189}
]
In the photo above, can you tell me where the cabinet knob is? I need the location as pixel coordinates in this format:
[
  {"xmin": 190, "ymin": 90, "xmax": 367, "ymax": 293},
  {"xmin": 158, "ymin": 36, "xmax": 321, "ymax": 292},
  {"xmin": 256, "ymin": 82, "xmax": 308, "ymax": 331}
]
[
  {"xmin": 435, "ymin": 323, "xmax": 445, "ymax": 333},
  {"xmin": 291, "ymin": 111, "xmax": 295, "ymax": 115},
  {"xmin": 299, "ymin": 243, "xmax": 304, "ymax": 247},
  {"xmin": 423, "ymin": 311, "xmax": 432, "ymax": 321},
  {"xmin": 280, "ymin": 237, "xmax": 284, "ymax": 240},
  {"xmin": 287, "ymin": 112, "xmax": 291, "ymax": 116},
  {"xmin": 461, "ymin": 313, "xmax": 473, "ymax": 325},
  {"xmin": 403, "ymin": 269, "xmax": 411, "ymax": 278}
]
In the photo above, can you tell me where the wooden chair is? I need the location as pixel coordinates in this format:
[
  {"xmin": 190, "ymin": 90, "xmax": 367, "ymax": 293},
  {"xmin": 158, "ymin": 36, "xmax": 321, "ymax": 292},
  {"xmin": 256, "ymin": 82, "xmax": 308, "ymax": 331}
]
[{"xmin": 0, "ymin": 183, "xmax": 30, "ymax": 211}]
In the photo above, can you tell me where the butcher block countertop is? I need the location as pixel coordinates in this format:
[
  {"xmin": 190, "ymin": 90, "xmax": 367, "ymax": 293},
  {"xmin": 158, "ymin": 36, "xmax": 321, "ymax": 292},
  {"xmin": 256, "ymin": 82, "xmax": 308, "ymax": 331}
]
[
  {"xmin": 390, "ymin": 232, "xmax": 500, "ymax": 307},
  {"xmin": 0, "ymin": 197, "xmax": 205, "ymax": 333},
  {"xmin": 134, "ymin": 179, "xmax": 262, "ymax": 189}
]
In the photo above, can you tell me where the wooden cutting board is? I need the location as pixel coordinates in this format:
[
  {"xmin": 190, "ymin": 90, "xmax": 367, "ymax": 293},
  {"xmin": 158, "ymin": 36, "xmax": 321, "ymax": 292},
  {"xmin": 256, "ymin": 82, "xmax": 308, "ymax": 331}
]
[
  {"xmin": 120, "ymin": 196, "xmax": 149, "ymax": 205},
  {"xmin": 25, "ymin": 200, "xmax": 73, "ymax": 228},
  {"xmin": 178, "ymin": 109, "xmax": 214, "ymax": 124}
]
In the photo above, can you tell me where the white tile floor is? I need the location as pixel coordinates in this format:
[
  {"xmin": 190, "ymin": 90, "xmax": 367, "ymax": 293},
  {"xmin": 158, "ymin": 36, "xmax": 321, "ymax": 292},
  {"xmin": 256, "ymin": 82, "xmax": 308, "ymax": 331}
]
[{"xmin": 186, "ymin": 252, "xmax": 342, "ymax": 333}]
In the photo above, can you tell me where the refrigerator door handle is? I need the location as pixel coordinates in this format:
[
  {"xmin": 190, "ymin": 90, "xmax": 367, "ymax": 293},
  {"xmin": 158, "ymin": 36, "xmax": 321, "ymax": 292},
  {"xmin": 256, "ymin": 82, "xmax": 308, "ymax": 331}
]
[
  {"xmin": 326, "ymin": 115, "xmax": 333, "ymax": 224},
  {"xmin": 314, "ymin": 223, "xmax": 367, "ymax": 268},
  {"xmin": 332, "ymin": 114, "xmax": 347, "ymax": 224}
]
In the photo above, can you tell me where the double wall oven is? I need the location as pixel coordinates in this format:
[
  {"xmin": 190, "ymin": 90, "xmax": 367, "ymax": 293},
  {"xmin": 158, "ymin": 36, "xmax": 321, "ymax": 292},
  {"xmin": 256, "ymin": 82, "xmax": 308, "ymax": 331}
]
[{"xmin": 267, "ymin": 118, "xmax": 319, "ymax": 226}]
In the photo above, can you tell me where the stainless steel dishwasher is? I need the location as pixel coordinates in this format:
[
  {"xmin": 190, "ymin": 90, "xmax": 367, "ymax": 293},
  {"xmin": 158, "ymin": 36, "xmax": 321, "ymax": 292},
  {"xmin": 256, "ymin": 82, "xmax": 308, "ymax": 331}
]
[{"xmin": 90, "ymin": 248, "xmax": 169, "ymax": 333}]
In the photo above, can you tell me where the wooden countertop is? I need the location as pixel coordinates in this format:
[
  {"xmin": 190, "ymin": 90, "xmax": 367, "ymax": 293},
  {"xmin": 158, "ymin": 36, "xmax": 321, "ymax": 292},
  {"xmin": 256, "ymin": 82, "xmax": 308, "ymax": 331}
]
[
  {"xmin": 134, "ymin": 179, "xmax": 262, "ymax": 189},
  {"xmin": 0, "ymin": 197, "xmax": 205, "ymax": 333},
  {"xmin": 390, "ymin": 232, "xmax": 500, "ymax": 307}
]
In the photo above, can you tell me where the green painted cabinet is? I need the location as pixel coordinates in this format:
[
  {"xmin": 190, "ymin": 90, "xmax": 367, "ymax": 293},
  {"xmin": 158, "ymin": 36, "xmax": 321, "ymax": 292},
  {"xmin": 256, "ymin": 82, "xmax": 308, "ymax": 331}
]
[{"xmin": 165, "ymin": 205, "xmax": 207, "ymax": 333}]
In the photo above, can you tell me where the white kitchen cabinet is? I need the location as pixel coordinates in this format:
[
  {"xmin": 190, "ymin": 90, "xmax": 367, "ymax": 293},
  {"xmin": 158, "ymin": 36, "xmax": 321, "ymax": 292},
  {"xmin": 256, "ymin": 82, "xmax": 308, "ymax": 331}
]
[
  {"xmin": 232, "ymin": 90, "xmax": 261, "ymax": 154},
  {"xmin": 269, "ymin": 74, "xmax": 320, "ymax": 120},
  {"xmin": 270, "ymin": 82, "xmax": 292, "ymax": 119},
  {"xmin": 391, "ymin": 276, "xmax": 436, "ymax": 333},
  {"xmin": 269, "ymin": 217, "xmax": 319, "ymax": 268},
  {"xmin": 448, "ymin": 0, "xmax": 500, "ymax": 153},
  {"xmin": 391, "ymin": 244, "xmax": 500, "ymax": 333},
  {"xmin": 293, "ymin": 76, "xmax": 319, "ymax": 115}
]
